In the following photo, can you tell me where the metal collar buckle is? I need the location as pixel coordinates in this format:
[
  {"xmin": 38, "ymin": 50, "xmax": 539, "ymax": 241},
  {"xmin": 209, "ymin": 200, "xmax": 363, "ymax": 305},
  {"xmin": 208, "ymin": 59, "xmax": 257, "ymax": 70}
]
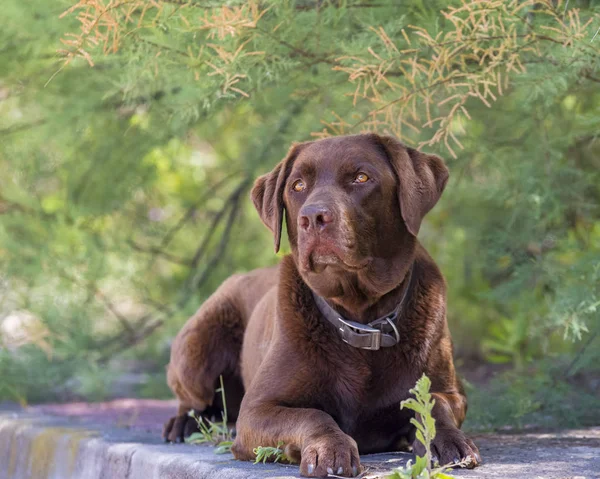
[
  {"xmin": 312, "ymin": 264, "xmax": 412, "ymax": 351},
  {"xmin": 338, "ymin": 317, "xmax": 382, "ymax": 350},
  {"xmin": 371, "ymin": 315, "xmax": 401, "ymax": 343}
]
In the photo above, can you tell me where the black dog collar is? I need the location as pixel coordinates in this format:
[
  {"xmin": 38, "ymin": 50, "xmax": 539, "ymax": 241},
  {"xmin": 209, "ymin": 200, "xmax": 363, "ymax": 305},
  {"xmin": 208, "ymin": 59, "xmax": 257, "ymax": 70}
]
[{"xmin": 312, "ymin": 266, "xmax": 413, "ymax": 351}]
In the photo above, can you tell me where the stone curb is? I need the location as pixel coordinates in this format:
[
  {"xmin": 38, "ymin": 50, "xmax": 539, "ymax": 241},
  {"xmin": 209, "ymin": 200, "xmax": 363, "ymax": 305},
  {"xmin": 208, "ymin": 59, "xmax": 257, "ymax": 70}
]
[
  {"xmin": 0, "ymin": 411, "xmax": 415, "ymax": 479},
  {"xmin": 0, "ymin": 412, "xmax": 299, "ymax": 479},
  {"xmin": 1, "ymin": 407, "xmax": 599, "ymax": 479}
]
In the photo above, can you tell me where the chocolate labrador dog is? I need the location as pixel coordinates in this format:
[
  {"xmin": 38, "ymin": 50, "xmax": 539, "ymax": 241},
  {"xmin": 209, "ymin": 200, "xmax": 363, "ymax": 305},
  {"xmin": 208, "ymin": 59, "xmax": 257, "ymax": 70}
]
[{"xmin": 163, "ymin": 133, "xmax": 480, "ymax": 477}]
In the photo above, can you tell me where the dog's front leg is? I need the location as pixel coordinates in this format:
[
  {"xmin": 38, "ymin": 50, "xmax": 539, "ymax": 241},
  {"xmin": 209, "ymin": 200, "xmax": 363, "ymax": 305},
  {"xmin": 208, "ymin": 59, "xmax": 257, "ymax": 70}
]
[
  {"xmin": 425, "ymin": 390, "xmax": 481, "ymax": 467},
  {"xmin": 232, "ymin": 401, "xmax": 360, "ymax": 477}
]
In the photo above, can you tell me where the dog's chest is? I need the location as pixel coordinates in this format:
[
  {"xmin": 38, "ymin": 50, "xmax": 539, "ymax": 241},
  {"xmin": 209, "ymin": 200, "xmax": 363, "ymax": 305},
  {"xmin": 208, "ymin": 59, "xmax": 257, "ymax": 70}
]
[{"xmin": 321, "ymin": 347, "xmax": 418, "ymax": 437}]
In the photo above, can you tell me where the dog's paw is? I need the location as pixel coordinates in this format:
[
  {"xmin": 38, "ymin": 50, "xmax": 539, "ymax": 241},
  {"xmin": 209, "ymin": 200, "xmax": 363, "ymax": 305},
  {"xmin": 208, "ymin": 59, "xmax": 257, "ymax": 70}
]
[
  {"xmin": 413, "ymin": 428, "xmax": 481, "ymax": 469},
  {"xmin": 162, "ymin": 410, "xmax": 201, "ymax": 443},
  {"xmin": 300, "ymin": 434, "xmax": 361, "ymax": 477}
]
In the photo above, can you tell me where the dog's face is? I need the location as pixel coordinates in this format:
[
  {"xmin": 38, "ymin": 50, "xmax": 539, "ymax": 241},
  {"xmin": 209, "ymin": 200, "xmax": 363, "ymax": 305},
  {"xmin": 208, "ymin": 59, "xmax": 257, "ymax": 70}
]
[{"xmin": 252, "ymin": 134, "xmax": 449, "ymax": 300}]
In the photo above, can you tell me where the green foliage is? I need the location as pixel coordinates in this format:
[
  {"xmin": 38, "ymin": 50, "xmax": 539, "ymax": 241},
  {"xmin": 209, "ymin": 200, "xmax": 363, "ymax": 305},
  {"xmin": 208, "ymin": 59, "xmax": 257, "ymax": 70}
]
[
  {"xmin": 466, "ymin": 361, "xmax": 600, "ymax": 431},
  {"xmin": 253, "ymin": 441, "xmax": 290, "ymax": 465},
  {"xmin": 1, "ymin": 0, "xmax": 599, "ymax": 432},
  {"xmin": 392, "ymin": 374, "xmax": 470, "ymax": 479},
  {"xmin": 388, "ymin": 456, "xmax": 458, "ymax": 479},
  {"xmin": 185, "ymin": 410, "xmax": 230, "ymax": 446},
  {"xmin": 185, "ymin": 375, "xmax": 233, "ymax": 453}
]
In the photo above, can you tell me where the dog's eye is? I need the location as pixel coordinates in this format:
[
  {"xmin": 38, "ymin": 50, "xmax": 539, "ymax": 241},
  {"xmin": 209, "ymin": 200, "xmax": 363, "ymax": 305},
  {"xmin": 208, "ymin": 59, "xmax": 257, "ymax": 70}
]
[
  {"xmin": 292, "ymin": 179, "xmax": 306, "ymax": 192},
  {"xmin": 354, "ymin": 173, "xmax": 369, "ymax": 183}
]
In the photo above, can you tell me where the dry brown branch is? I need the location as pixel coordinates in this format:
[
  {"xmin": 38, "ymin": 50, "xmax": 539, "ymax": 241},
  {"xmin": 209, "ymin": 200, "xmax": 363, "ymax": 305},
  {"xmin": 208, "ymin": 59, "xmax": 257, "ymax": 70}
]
[
  {"xmin": 320, "ymin": 0, "xmax": 600, "ymax": 157},
  {"xmin": 58, "ymin": 0, "xmax": 599, "ymax": 156},
  {"xmin": 59, "ymin": 0, "xmax": 267, "ymax": 97}
]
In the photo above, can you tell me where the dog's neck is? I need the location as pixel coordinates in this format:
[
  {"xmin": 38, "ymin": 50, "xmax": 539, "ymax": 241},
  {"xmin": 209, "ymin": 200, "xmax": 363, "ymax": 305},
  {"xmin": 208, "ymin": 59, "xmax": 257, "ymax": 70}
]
[
  {"xmin": 294, "ymin": 234, "xmax": 418, "ymax": 324},
  {"xmin": 323, "ymin": 255, "xmax": 415, "ymax": 324}
]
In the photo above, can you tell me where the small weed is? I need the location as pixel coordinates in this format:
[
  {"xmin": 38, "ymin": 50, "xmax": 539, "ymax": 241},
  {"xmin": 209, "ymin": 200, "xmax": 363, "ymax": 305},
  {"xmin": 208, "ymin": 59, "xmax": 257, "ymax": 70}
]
[
  {"xmin": 215, "ymin": 440, "xmax": 234, "ymax": 454},
  {"xmin": 253, "ymin": 441, "xmax": 290, "ymax": 464},
  {"xmin": 388, "ymin": 374, "xmax": 471, "ymax": 479},
  {"xmin": 185, "ymin": 375, "xmax": 234, "ymax": 454}
]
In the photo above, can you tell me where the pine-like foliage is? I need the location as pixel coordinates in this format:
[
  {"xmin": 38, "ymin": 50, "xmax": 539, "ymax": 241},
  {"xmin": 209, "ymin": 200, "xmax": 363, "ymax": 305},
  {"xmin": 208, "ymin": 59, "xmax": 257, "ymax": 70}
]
[{"xmin": 1, "ymin": 0, "xmax": 599, "ymax": 426}]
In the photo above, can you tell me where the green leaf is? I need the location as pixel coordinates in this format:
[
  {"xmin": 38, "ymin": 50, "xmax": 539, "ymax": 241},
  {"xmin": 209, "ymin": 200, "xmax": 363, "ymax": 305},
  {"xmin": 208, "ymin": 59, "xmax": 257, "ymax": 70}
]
[
  {"xmin": 185, "ymin": 432, "xmax": 208, "ymax": 444},
  {"xmin": 215, "ymin": 441, "xmax": 233, "ymax": 454},
  {"xmin": 412, "ymin": 455, "xmax": 428, "ymax": 475},
  {"xmin": 415, "ymin": 429, "xmax": 426, "ymax": 448}
]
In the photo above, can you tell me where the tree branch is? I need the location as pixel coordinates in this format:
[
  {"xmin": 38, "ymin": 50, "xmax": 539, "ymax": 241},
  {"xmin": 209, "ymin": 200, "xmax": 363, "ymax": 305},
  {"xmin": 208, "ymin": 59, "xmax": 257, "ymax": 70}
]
[
  {"xmin": 150, "ymin": 170, "xmax": 243, "ymax": 263},
  {"xmin": 95, "ymin": 103, "xmax": 307, "ymax": 359},
  {"xmin": 0, "ymin": 119, "xmax": 46, "ymax": 137},
  {"xmin": 58, "ymin": 271, "xmax": 137, "ymax": 337},
  {"xmin": 128, "ymin": 239, "xmax": 192, "ymax": 266}
]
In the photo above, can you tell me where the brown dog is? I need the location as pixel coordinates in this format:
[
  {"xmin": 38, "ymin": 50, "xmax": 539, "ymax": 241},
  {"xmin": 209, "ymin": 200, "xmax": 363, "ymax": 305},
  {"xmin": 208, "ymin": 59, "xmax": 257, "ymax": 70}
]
[{"xmin": 163, "ymin": 133, "xmax": 480, "ymax": 477}]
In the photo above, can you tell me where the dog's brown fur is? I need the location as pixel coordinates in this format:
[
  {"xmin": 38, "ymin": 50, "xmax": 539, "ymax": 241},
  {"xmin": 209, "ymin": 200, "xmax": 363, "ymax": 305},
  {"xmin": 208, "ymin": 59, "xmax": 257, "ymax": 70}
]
[{"xmin": 164, "ymin": 133, "xmax": 480, "ymax": 477}]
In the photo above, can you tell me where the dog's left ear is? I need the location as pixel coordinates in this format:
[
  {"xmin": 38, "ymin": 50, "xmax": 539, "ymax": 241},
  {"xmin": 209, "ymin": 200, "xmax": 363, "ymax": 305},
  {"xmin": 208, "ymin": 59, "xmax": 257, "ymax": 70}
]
[
  {"xmin": 374, "ymin": 134, "xmax": 449, "ymax": 237},
  {"xmin": 251, "ymin": 142, "xmax": 305, "ymax": 253}
]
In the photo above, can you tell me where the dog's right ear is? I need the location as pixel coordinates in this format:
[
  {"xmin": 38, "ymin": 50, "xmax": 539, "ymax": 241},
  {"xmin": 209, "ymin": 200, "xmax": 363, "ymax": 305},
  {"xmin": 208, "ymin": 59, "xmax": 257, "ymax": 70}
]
[
  {"xmin": 251, "ymin": 143, "xmax": 304, "ymax": 253},
  {"xmin": 373, "ymin": 134, "xmax": 449, "ymax": 237}
]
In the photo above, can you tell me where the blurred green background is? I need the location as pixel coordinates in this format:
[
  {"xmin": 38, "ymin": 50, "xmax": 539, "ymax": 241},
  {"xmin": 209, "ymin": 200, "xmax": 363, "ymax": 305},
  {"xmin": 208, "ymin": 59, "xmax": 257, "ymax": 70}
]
[{"xmin": 1, "ymin": 0, "xmax": 599, "ymax": 433}]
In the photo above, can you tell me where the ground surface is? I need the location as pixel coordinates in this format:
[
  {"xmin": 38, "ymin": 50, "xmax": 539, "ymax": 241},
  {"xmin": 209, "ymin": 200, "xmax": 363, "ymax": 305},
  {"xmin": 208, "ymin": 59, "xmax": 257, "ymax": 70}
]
[{"xmin": 0, "ymin": 400, "xmax": 598, "ymax": 479}]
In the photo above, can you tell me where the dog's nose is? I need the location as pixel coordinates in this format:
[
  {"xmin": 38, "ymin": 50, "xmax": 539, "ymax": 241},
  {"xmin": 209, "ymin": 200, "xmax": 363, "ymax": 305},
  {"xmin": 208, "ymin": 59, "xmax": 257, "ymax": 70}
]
[{"xmin": 299, "ymin": 204, "xmax": 334, "ymax": 231}]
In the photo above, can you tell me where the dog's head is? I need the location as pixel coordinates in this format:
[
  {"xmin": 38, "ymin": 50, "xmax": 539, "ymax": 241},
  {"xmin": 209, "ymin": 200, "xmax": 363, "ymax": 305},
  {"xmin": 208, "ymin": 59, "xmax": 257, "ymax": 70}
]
[{"xmin": 251, "ymin": 134, "xmax": 448, "ymax": 299}]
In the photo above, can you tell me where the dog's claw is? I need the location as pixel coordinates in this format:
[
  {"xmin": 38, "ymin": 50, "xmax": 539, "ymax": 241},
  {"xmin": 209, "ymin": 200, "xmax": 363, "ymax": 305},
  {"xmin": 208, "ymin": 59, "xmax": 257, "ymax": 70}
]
[{"xmin": 307, "ymin": 464, "xmax": 314, "ymax": 475}]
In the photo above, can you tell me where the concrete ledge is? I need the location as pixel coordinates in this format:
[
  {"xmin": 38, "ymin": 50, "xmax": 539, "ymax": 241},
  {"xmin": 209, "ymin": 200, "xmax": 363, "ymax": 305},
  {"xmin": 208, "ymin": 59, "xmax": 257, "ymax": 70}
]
[
  {"xmin": 0, "ymin": 412, "xmax": 299, "ymax": 479},
  {"xmin": 1, "ymin": 402, "xmax": 599, "ymax": 479},
  {"xmin": 0, "ymin": 409, "xmax": 414, "ymax": 479}
]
